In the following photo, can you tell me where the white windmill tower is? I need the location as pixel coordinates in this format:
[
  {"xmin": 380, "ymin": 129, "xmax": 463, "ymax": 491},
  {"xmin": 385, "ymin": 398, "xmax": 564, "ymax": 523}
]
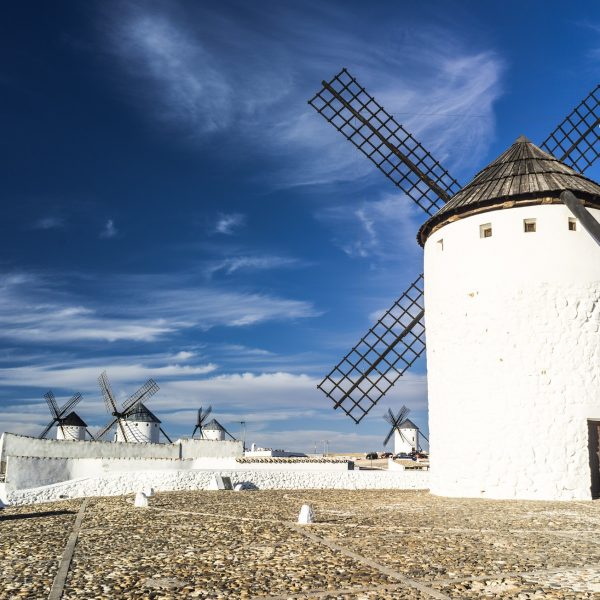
[
  {"xmin": 38, "ymin": 391, "xmax": 93, "ymax": 441},
  {"xmin": 309, "ymin": 70, "xmax": 600, "ymax": 500},
  {"xmin": 96, "ymin": 372, "xmax": 172, "ymax": 444},
  {"xmin": 383, "ymin": 406, "xmax": 423, "ymax": 455},
  {"xmin": 200, "ymin": 418, "xmax": 236, "ymax": 442}
]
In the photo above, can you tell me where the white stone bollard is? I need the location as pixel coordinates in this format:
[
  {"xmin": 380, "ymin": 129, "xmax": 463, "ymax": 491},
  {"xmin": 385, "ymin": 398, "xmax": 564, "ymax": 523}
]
[
  {"xmin": 297, "ymin": 504, "xmax": 315, "ymax": 524},
  {"xmin": 134, "ymin": 492, "xmax": 149, "ymax": 508}
]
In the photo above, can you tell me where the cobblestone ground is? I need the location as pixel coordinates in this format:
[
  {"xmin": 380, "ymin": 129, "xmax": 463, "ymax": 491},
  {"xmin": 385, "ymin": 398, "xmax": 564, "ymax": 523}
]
[{"xmin": 1, "ymin": 490, "xmax": 599, "ymax": 599}]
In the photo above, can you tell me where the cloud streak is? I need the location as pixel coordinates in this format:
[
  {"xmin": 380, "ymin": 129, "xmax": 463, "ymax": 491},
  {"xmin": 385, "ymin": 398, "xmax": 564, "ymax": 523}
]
[
  {"xmin": 0, "ymin": 270, "xmax": 319, "ymax": 343},
  {"xmin": 103, "ymin": 2, "xmax": 504, "ymax": 186},
  {"xmin": 213, "ymin": 213, "xmax": 245, "ymax": 235}
]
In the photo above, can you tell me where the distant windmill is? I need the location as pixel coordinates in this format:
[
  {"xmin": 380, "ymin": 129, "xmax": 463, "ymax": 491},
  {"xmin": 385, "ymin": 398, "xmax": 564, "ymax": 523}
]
[
  {"xmin": 96, "ymin": 371, "xmax": 171, "ymax": 443},
  {"xmin": 383, "ymin": 406, "xmax": 410, "ymax": 448},
  {"xmin": 191, "ymin": 405, "xmax": 212, "ymax": 438},
  {"xmin": 39, "ymin": 391, "xmax": 92, "ymax": 441}
]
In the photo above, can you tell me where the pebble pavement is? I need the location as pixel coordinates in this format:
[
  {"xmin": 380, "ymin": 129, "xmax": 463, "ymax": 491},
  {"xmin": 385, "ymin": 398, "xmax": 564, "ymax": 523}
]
[{"xmin": 0, "ymin": 490, "xmax": 599, "ymax": 599}]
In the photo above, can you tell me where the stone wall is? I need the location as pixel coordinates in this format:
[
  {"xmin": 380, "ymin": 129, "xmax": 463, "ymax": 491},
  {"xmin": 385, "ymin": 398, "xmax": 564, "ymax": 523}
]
[
  {"xmin": 2, "ymin": 469, "xmax": 430, "ymax": 505},
  {"xmin": 424, "ymin": 203, "xmax": 600, "ymax": 500}
]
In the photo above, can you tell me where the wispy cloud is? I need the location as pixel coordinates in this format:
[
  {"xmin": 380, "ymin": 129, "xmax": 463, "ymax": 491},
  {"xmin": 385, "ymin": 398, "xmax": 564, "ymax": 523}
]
[
  {"xmin": 316, "ymin": 192, "xmax": 424, "ymax": 260},
  {"xmin": 206, "ymin": 254, "xmax": 303, "ymax": 276},
  {"xmin": 100, "ymin": 219, "xmax": 118, "ymax": 239},
  {"xmin": 214, "ymin": 213, "xmax": 245, "ymax": 235},
  {"xmin": 0, "ymin": 270, "xmax": 319, "ymax": 343},
  {"xmin": 102, "ymin": 2, "xmax": 504, "ymax": 186},
  {"xmin": 32, "ymin": 216, "xmax": 65, "ymax": 230}
]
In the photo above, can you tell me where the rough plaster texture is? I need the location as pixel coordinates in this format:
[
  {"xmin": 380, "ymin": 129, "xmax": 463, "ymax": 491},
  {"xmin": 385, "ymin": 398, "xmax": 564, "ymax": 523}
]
[
  {"xmin": 1, "ymin": 469, "xmax": 429, "ymax": 505},
  {"xmin": 424, "ymin": 204, "xmax": 600, "ymax": 500}
]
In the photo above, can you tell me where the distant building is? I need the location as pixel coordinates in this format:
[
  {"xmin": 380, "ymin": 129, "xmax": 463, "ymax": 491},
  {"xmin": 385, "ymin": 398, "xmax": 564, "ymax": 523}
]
[
  {"xmin": 394, "ymin": 419, "xmax": 419, "ymax": 455},
  {"xmin": 200, "ymin": 418, "xmax": 228, "ymax": 442},
  {"xmin": 115, "ymin": 403, "xmax": 161, "ymax": 444},
  {"xmin": 56, "ymin": 412, "xmax": 87, "ymax": 441}
]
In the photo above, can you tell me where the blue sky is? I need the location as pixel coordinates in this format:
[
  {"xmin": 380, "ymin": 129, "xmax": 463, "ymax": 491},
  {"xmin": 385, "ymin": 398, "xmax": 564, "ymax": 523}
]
[{"xmin": 1, "ymin": 0, "xmax": 600, "ymax": 452}]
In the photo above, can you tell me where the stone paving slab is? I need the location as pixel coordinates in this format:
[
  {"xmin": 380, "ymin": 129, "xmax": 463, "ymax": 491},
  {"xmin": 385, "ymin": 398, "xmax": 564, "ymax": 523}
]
[
  {"xmin": 0, "ymin": 489, "xmax": 599, "ymax": 599},
  {"xmin": 0, "ymin": 500, "xmax": 80, "ymax": 599}
]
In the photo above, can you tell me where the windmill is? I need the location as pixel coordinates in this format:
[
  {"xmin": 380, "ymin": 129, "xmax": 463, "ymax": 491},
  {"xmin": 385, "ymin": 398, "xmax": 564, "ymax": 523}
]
[
  {"xmin": 309, "ymin": 69, "xmax": 600, "ymax": 501},
  {"xmin": 96, "ymin": 371, "xmax": 172, "ymax": 443},
  {"xmin": 191, "ymin": 405, "xmax": 212, "ymax": 438},
  {"xmin": 384, "ymin": 406, "xmax": 428, "ymax": 455},
  {"xmin": 39, "ymin": 391, "xmax": 91, "ymax": 440},
  {"xmin": 309, "ymin": 69, "xmax": 600, "ymax": 424}
]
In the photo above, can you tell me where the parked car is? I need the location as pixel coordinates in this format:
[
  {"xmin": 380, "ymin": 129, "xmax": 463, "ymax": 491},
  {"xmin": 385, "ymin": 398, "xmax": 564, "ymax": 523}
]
[
  {"xmin": 365, "ymin": 452, "xmax": 378, "ymax": 460},
  {"xmin": 394, "ymin": 452, "xmax": 410, "ymax": 459},
  {"xmin": 381, "ymin": 452, "xmax": 393, "ymax": 458}
]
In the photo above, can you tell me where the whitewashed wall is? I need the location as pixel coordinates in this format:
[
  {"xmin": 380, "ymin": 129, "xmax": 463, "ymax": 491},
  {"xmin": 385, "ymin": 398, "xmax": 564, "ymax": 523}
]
[
  {"xmin": 2, "ymin": 469, "xmax": 430, "ymax": 506},
  {"xmin": 0, "ymin": 433, "xmax": 242, "ymax": 462},
  {"xmin": 424, "ymin": 203, "xmax": 600, "ymax": 500}
]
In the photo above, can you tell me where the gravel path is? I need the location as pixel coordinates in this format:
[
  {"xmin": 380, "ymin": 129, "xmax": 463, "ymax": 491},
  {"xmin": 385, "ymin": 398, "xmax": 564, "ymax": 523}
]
[{"xmin": 0, "ymin": 490, "xmax": 599, "ymax": 599}]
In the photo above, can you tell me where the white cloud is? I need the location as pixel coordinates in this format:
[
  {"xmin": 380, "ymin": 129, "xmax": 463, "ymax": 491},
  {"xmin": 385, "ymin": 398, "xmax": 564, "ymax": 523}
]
[
  {"xmin": 207, "ymin": 254, "xmax": 302, "ymax": 276},
  {"xmin": 316, "ymin": 192, "xmax": 424, "ymax": 261},
  {"xmin": 103, "ymin": 3, "xmax": 504, "ymax": 187},
  {"xmin": 32, "ymin": 216, "xmax": 65, "ymax": 230},
  {"xmin": 100, "ymin": 219, "xmax": 118, "ymax": 239},
  {"xmin": 0, "ymin": 349, "xmax": 428, "ymax": 450},
  {"xmin": 214, "ymin": 213, "xmax": 245, "ymax": 235},
  {"xmin": 0, "ymin": 271, "xmax": 319, "ymax": 344}
]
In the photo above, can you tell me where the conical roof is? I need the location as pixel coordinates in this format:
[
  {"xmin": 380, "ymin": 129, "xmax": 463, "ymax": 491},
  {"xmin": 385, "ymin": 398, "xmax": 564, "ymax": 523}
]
[
  {"xmin": 203, "ymin": 418, "xmax": 225, "ymax": 431},
  {"xmin": 124, "ymin": 402, "xmax": 161, "ymax": 423},
  {"xmin": 398, "ymin": 418, "xmax": 418, "ymax": 430},
  {"xmin": 60, "ymin": 411, "xmax": 87, "ymax": 427},
  {"xmin": 418, "ymin": 135, "xmax": 600, "ymax": 244}
]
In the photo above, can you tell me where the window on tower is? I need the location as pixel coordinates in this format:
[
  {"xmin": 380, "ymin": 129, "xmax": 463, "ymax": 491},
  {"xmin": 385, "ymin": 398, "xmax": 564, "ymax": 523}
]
[
  {"xmin": 523, "ymin": 218, "xmax": 536, "ymax": 233},
  {"xmin": 568, "ymin": 218, "xmax": 577, "ymax": 231},
  {"xmin": 480, "ymin": 223, "xmax": 492, "ymax": 238}
]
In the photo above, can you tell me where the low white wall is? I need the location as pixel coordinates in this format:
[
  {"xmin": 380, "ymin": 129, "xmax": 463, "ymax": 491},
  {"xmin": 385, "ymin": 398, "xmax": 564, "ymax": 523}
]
[
  {"xmin": 1, "ymin": 433, "xmax": 244, "ymax": 490},
  {"xmin": 0, "ymin": 433, "xmax": 178, "ymax": 460},
  {"xmin": 179, "ymin": 438, "xmax": 242, "ymax": 459},
  {"xmin": 4, "ymin": 456, "xmax": 243, "ymax": 491},
  {"xmin": 2, "ymin": 469, "xmax": 430, "ymax": 505},
  {"xmin": 0, "ymin": 433, "xmax": 242, "ymax": 462}
]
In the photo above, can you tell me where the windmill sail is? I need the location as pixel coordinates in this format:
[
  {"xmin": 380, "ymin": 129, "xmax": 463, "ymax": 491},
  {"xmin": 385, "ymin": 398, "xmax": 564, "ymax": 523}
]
[
  {"xmin": 317, "ymin": 275, "xmax": 425, "ymax": 423},
  {"xmin": 541, "ymin": 85, "xmax": 600, "ymax": 174},
  {"xmin": 308, "ymin": 68, "xmax": 461, "ymax": 215}
]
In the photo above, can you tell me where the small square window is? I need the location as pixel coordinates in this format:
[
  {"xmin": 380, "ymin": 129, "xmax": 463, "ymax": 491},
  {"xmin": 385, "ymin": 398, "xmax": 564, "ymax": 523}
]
[
  {"xmin": 568, "ymin": 218, "xmax": 577, "ymax": 231},
  {"xmin": 523, "ymin": 219, "xmax": 536, "ymax": 233},
  {"xmin": 480, "ymin": 223, "xmax": 492, "ymax": 238}
]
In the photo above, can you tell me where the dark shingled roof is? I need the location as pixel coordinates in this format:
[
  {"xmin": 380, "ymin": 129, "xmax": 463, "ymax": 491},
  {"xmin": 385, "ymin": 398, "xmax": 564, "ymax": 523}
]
[
  {"xmin": 418, "ymin": 135, "xmax": 600, "ymax": 245},
  {"xmin": 125, "ymin": 402, "xmax": 161, "ymax": 423},
  {"xmin": 60, "ymin": 411, "xmax": 87, "ymax": 427}
]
